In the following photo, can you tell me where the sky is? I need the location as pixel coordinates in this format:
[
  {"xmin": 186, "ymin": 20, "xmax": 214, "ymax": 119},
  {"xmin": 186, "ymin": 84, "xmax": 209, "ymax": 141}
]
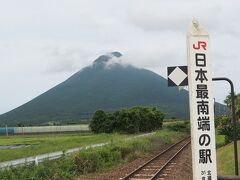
[{"xmin": 0, "ymin": 0, "xmax": 239, "ymax": 114}]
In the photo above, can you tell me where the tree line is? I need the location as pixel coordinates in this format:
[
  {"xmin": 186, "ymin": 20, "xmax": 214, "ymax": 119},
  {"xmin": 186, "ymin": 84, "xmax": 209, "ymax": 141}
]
[
  {"xmin": 89, "ymin": 107, "xmax": 165, "ymax": 134},
  {"xmin": 216, "ymin": 92, "xmax": 240, "ymax": 142}
]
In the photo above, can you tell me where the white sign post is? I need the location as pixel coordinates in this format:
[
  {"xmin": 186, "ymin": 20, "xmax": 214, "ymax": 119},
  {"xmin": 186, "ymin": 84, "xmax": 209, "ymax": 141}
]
[{"xmin": 187, "ymin": 20, "xmax": 217, "ymax": 180}]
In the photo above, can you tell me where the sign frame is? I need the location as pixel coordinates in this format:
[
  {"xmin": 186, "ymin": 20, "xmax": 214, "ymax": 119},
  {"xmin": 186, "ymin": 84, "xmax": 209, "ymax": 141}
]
[{"xmin": 187, "ymin": 20, "xmax": 217, "ymax": 180}]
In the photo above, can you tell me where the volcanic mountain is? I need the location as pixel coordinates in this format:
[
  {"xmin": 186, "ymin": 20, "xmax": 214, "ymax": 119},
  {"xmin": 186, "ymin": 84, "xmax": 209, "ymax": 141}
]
[{"xmin": 0, "ymin": 52, "xmax": 226, "ymax": 126}]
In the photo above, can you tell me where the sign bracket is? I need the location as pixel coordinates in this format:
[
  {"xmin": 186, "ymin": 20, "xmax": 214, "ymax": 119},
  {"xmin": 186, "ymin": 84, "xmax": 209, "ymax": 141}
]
[{"xmin": 212, "ymin": 77, "xmax": 239, "ymax": 176}]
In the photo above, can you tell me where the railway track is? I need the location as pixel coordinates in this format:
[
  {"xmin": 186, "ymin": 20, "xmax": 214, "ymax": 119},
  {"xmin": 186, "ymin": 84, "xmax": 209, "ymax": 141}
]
[{"xmin": 121, "ymin": 136, "xmax": 191, "ymax": 180}]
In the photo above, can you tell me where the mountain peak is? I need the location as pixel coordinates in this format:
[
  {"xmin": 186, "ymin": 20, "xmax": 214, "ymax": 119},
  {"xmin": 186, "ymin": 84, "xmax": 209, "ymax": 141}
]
[
  {"xmin": 111, "ymin": 51, "xmax": 122, "ymax": 57},
  {"xmin": 0, "ymin": 51, "xmax": 198, "ymax": 126},
  {"xmin": 93, "ymin": 51, "xmax": 122, "ymax": 65}
]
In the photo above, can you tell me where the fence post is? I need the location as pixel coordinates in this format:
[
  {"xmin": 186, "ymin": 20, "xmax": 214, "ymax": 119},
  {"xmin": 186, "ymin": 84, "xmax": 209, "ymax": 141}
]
[
  {"xmin": 35, "ymin": 156, "xmax": 38, "ymax": 166},
  {"xmin": 5, "ymin": 125, "xmax": 8, "ymax": 137}
]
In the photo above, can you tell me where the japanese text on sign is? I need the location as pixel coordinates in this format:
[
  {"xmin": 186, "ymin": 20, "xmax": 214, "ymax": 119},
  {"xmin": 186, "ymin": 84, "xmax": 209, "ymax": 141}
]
[{"xmin": 187, "ymin": 20, "xmax": 217, "ymax": 180}]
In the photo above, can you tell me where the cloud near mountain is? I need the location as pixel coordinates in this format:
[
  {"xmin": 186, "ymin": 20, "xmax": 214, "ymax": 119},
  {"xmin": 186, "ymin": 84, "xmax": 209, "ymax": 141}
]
[{"xmin": 0, "ymin": 51, "xmax": 226, "ymax": 126}]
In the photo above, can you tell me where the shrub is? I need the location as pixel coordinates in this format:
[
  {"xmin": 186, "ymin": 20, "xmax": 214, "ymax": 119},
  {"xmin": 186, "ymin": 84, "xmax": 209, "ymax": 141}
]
[
  {"xmin": 90, "ymin": 107, "xmax": 165, "ymax": 134},
  {"xmin": 216, "ymin": 115, "xmax": 240, "ymax": 143},
  {"xmin": 0, "ymin": 158, "xmax": 75, "ymax": 180},
  {"xmin": 73, "ymin": 150, "xmax": 102, "ymax": 174},
  {"xmin": 73, "ymin": 146, "xmax": 122, "ymax": 175},
  {"xmin": 165, "ymin": 121, "xmax": 190, "ymax": 132},
  {"xmin": 89, "ymin": 110, "xmax": 110, "ymax": 133}
]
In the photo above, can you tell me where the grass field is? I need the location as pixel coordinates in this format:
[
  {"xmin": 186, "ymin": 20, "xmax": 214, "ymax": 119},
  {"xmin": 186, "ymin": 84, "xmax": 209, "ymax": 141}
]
[
  {"xmin": 1, "ymin": 120, "xmax": 234, "ymax": 177},
  {"xmin": 217, "ymin": 141, "xmax": 240, "ymax": 176},
  {"xmin": 0, "ymin": 128, "xmax": 189, "ymax": 180},
  {"xmin": 0, "ymin": 120, "xmax": 189, "ymax": 162},
  {"xmin": 0, "ymin": 133, "xmax": 131, "ymax": 162},
  {"xmin": 0, "ymin": 127, "xmax": 188, "ymax": 162}
]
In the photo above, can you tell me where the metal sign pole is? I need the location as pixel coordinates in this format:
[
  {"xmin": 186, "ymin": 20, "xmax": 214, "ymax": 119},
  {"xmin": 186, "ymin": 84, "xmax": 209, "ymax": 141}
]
[{"xmin": 212, "ymin": 77, "xmax": 239, "ymax": 176}]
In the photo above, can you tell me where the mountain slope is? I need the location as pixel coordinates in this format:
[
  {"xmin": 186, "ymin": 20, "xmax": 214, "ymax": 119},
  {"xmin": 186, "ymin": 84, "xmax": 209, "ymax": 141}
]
[{"xmin": 0, "ymin": 52, "xmax": 225, "ymax": 126}]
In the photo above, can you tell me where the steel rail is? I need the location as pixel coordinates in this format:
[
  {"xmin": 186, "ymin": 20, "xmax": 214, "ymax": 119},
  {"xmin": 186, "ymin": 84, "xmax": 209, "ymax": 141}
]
[
  {"xmin": 121, "ymin": 136, "xmax": 190, "ymax": 180},
  {"xmin": 150, "ymin": 140, "xmax": 190, "ymax": 180}
]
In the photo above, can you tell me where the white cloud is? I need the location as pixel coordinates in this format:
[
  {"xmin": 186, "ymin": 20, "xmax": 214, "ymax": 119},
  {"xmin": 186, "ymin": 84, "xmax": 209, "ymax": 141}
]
[{"xmin": 0, "ymin": 0, "xmax": 240, "ymax": 113}]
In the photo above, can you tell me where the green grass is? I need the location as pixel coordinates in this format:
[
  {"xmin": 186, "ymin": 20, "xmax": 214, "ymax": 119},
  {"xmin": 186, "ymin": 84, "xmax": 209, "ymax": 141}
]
[
  {"xmin": 0, "ymin": 133, "xmax": 130, "ymax": 162},
  {"xmin": 153, "ymin": 128, "xmax": 188, "ymax": 143},
  {"xmin": 0, "ymin": 128, "xmax": 187, "ymax": 162},
  {"xmin": 209, "ymin": 134, "xmax": 237, "ymax": 176},
  {"xmin": 217, "ymin": 141, "xmax": 240, "ymax": 176},
  {"xmin": 0, "ymin": 128, "xmax": 188, "ymax": 180},
  {"xmin": 163, "ymin": 119, "xmax": 188, "ymax": 125},
  {"xmin": 215, "ymin": 133, "xmax": 237, "ymax": 176},
  {"xmin": 216, "ymin": 135, "xmax": 227, "ymax": 148}
]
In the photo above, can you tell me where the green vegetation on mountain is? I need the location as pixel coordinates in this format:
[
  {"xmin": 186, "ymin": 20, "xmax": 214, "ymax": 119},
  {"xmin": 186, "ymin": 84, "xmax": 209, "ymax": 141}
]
[{"xmin": 0, "ymin": 52, "xmax": 226, "ymax": 126}]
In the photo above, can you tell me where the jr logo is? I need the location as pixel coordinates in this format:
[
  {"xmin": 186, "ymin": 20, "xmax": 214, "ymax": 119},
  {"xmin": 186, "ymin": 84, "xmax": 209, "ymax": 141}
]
[{"xmin": 193, "ymin": 41, "xmax": 207, "ymax": 50}]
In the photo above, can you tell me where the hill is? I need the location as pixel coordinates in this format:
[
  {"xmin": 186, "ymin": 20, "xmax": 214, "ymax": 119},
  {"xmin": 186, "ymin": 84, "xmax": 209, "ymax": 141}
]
[{"xmin": 0, "ymin": 52, "xmax": 227, "ymax": 126}]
